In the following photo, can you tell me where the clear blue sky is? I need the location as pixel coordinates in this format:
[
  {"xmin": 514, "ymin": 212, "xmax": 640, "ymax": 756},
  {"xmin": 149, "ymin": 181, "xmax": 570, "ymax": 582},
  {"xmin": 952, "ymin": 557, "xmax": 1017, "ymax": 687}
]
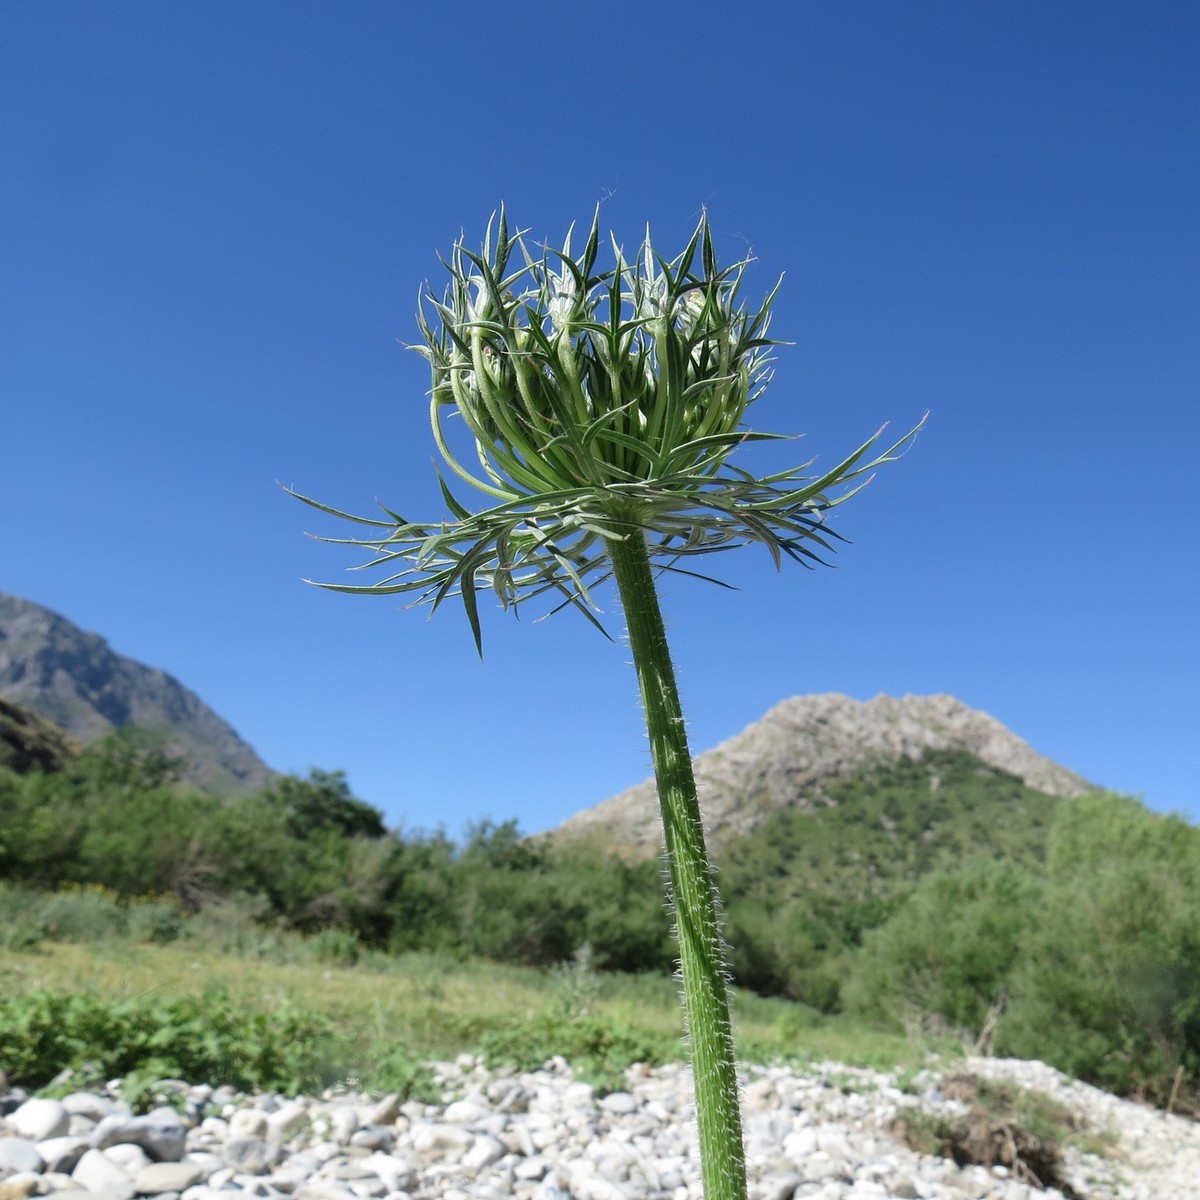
[{"xmin": 3, "ymin": 2, "xmax": 1197, "ymax": 833}]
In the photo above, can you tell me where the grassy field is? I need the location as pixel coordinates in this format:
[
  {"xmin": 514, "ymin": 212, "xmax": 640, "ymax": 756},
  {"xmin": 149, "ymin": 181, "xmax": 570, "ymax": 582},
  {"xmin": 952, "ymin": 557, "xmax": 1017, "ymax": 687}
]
[{"xmin": 0, "ymin": 930, "xmax": 955, "ymax": 1092}]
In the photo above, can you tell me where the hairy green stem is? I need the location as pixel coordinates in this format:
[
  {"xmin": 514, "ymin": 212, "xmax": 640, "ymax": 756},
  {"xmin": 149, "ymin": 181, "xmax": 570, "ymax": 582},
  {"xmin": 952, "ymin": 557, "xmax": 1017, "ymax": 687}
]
[{"xmin": 608, "ymin": 523, "xmax": 747, "ymax": 1200}]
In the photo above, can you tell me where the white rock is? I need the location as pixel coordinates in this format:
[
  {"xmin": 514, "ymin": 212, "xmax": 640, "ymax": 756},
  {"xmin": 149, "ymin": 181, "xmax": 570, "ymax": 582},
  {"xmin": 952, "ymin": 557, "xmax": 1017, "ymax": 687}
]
[
  {"xmin": 598, "ymin": 1092, "xmax": 638, "ymax": 1115},
  {"xmin": 68, "ymin": 1115, "xmax": 100, "ymax": 1139},
  {"xmin": 10, "ymin": 1098, "xmax": 70, "ymax": 1140},
  {"xmin": 0, "ymin": 1138, "xmax": 44, "ymax": 1174},
  {"xmin": 505, "ymin": 1121, "xmax": 537, "ymax": 1158},
  {"xmin": 72, "ymin": 1147, "xmax": 137, "ymax": 1199},
  {"xmin": 0, "ymin": 1173, "xmax": 41, "ymax": 1200},
  {"xmin": 563, "ymin": 1081, "xmax": 595, "ymax": 1106},
  {"xmin": 344, "ymin": 1181, "xmax": 386, "ymax": 1198},
  {"xmin": 333, "ymin": 1107, "xmax": 361, "ymax": 1144},
  {"xmin": 758, "ymin": 1173, "xmax": 802, "ymax": 1200},
  {"xmin": 443, "ymin": 1099, "xmax": 491, "ymax": 1125},
  {"xmin": 366, "ymin": 1095, "xmax": 399, "ymax": 1127},
  {"xmin": 564, "ymin": 1163, "xmax": 631, "ymax": 1200},
  {"xmin": 104, "ymin": 1143, "xmax": 153, "ymax": 1173},
  {"xmin": 220, "ymin": 1135, "xmax": 273, "ymax": 1173},
  {"xmin": 196, "ymin": 1115, "xmax": 229, "ymax": 1139},
  {"xmin": 294, "ymin": 1183, "xmax": 358, "ymax": 1200},
  {"xmin": 268, "ymin": 1102, "xmax": 310, "ymax": 1142},
  {"xmin": 744, "ymin": 1078, "xmax": 780, "ymax": 1113},
  {"xmin": 62, "ymin": 1092, "xmax": 122, "ymax": 1120},
  {"xmin": 462, "ymin": 1134, "xmax": 506, "ymax": 1171},
  {"xmin": 5, "ymin": 1053, "xmax": 1200, "ymax": 1200},
  {"xmin": 37, "ymin": 1134, "xmax": 91, "ymax": 1174},
  {"xmin": 410, "ymin": 1122, "xmax": 474, "ymax": 1158},
  {"xmin": 349, "ymin": 1125, "xmax": 395, "ymax": 1151},
  {"xmin": 847, "ymin": 1182, "xmax": 889, "ymax": 1199},
  {"xmin": 229, "ymin": 1109, "xmax": 271, "ymax": 1139},
  {"xmin": 134, "ymin": 1160, "xmax": 207, "ymax": 1194},
  {"xmin": 783, "ymin": 1127, "xmax": 817, "ymax": 1159},
  {"xmin": 815, "ymin": 1122, "xmax": 852, "ymax": 1157},
  {"xmin": 204, "ymin": 1166, "xmax": 236, "ymax": 1189},
  {"xmin": 514, "ymin": 1155, "xmax": 550, "ymax": 1181},
  {"xmin": 358, "ymin": 1152, "xmax": 418, "ymax": 1193}
]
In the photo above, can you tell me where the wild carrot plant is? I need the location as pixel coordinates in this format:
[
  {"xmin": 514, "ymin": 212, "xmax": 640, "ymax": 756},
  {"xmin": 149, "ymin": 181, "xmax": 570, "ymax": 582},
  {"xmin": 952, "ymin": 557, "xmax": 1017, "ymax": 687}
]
[{"xmin": 293, "ymin": 209, "xmax": 921, "ymax": 1200}]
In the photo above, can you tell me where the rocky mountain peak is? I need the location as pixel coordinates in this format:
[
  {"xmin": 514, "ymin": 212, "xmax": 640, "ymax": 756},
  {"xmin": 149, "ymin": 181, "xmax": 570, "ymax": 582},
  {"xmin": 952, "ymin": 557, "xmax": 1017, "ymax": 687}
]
[
  {"xmin": 553, "ymin": 692, "xmax": 1094, "ymax": 858},
  {"xmin": 0, "ymin": 592, "xmax": 275, "ymax": 795}
]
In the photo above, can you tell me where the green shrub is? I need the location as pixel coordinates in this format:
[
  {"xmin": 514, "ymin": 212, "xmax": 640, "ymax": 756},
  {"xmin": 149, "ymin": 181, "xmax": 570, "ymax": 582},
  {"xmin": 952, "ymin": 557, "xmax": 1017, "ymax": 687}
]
[
  {"xmin": 0, "ymin": 915, "xmax": 48, "ymax": 952},
  {"xmin": 841, "ymin": 860, "xmax": 1044, "ymax": 1035},
  {"xmin": 126, "ymin": 899, "xmax": 185, "ymax": 944},
  {"xmin": 551, "ymin": 942, "xmax": 603, "ymax": 1021},
  {"xmin": 840, "ymin": 794, "xmax": 1200, "ymax": 1110},
  {"xmin": 356, "ymin": 1045, "xmax": 440, "ymax": 1103},
  {"xmin": 999, "ymin": 793, "xmax": 1200, "ymax": 1106},
  {"xmin": 0, "ymin": 885, "xmax": 187, "ymax": 948},
  {"xmin": 0, "ymin": 883, "xmax": 128, "ymax": 942},
  {"xmin": 477, "ymin": 1011, "xmax": 677, "ymax": 1095},
  {"xmin": 0, "ymin": 988, "xmax": 338, "ymax": 1096},
  {"xmin": 309, "ymin": 927, "xmax": 363, "ymax": 966}
]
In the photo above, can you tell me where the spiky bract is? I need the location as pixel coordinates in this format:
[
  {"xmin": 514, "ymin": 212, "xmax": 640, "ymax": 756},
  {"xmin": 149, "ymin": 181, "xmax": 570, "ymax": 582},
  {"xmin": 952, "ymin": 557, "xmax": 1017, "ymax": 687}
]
[{"xmin": 292, "ymin": 209, "xmax": 920, "ymax": 650}]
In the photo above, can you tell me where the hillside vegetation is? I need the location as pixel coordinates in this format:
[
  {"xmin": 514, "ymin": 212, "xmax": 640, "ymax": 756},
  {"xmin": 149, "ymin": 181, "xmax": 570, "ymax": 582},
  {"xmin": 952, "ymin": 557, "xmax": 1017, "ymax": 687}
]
[
  {"xmin": 720, "ymin": 752, "xmax": 1063, "ymax": 1003},
  {"xmin": 1, "ymin": 722, "xmax": 1198, "ymax": 1112}
]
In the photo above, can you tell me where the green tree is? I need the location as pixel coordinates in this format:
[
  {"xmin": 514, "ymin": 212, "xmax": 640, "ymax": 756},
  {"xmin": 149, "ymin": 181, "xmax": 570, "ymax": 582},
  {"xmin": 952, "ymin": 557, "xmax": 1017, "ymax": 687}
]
[
  {"xmin": 841, "ymin": 860, "xmax": 1044, "ymax": 1033},
  {"xmin": 381, "ymin": 828, "xmax": 460, "ymax": 954},
  {"xmin": 69, "ymin": 726, "xmax": 189, "ymax": 793},
  {"xmin": 1003, "ymin": 793, "xmax": 1200, "ymax": 1103},
  {"xmin": 262, "ymin": 769, "xmax": 388, "ymax": 840}
]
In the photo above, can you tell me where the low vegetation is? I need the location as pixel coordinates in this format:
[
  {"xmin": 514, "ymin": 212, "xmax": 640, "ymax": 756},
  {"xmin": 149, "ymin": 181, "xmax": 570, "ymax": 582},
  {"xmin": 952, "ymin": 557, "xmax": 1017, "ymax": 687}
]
[
  {"xmin": 2, "ymin": 727, "xmax": 1198, "ymax": 1113},
  {"xmin": 0, "ymin": 904, "xmax": 934, "ymax": 1101},
  {"xmin": 0, "ymin": 987, "xmax": 345, "ymax": 1103}
]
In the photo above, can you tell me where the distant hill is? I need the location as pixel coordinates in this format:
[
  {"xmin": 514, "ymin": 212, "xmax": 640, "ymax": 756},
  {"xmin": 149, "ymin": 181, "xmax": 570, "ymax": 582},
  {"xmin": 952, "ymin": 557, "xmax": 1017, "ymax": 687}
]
[
  {"xmin": 0, "ymin": 593, "xmax": 275, "ymax": 795},
  {"xmin": 552, "ymin": 692, "xmax": 1095, "ymax": 858}
]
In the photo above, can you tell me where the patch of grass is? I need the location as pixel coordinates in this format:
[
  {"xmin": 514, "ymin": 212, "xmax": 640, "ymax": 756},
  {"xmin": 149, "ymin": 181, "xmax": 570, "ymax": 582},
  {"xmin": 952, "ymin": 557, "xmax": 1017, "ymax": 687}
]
[{"xmin": 0, "ymin": 932, "xmax": 947, "ymax": 1093}]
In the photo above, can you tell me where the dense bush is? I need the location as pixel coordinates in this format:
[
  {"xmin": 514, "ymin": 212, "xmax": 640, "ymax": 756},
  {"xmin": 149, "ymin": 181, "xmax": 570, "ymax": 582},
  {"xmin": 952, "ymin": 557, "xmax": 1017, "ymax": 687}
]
[
  {"xmin": 0, "ymin": 732, "xmax": 673, "ymax": 973},
  {"xmin": 841, "ymin": 793, "xmax": 1200, "ymax": 1108},
  {"xmin": 0, "ymin": 988, "xmax": 337, "ymax": 1096},
  {"xmin": 0, "ymin": 985, "xmax": 440, "ymax": 1104},
  {"xmin": 382, "ymin": 821, "xmax": 673, "ymax": 973},
  {"xmin": 1002, "ymin": 793, "xmax": 1200, "ymax": 1104},
  {"xmin": 0, "ymin": 882, "xmax": 172, "ymax": 949},
  {"xmin": 841, "ymin": 861, "xmax": 1045, "ymax": 1033}
]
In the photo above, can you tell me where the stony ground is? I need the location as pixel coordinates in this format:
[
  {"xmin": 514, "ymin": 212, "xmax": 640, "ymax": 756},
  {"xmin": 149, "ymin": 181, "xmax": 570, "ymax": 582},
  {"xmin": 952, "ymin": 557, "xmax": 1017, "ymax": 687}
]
[{"xmin": 1, "ymin": 1055, "xmax": 1197, "ymax": 1200}]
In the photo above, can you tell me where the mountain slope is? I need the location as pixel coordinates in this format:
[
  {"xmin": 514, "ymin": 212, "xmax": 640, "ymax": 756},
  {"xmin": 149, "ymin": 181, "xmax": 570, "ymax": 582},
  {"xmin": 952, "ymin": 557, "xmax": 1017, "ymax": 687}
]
[
  {"xmin": 553, "ymin": 692, "xmax": 1094, "ymax": 858},
  {"xmin": 0, "ymin": 696, "xmax": 82, "ymax": 776},
  {"xmin": 0, "ymin": 593, "xmax": 275, "ymax": 795}
]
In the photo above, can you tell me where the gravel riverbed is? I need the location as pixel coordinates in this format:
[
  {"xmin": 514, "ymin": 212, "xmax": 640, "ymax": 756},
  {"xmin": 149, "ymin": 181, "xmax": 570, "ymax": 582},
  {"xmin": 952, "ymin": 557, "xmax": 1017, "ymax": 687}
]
[{"xmin": 2, "ymin": 1055, "xmax": 1197, "ymax": 1200}]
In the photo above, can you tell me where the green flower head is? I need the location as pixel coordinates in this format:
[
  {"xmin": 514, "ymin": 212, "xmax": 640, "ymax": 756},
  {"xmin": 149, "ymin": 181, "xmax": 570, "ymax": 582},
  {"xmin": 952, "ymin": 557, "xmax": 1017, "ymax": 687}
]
[{"xmin": 292, "ymin": 208, "xmax": 922, "ymax": 651}]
